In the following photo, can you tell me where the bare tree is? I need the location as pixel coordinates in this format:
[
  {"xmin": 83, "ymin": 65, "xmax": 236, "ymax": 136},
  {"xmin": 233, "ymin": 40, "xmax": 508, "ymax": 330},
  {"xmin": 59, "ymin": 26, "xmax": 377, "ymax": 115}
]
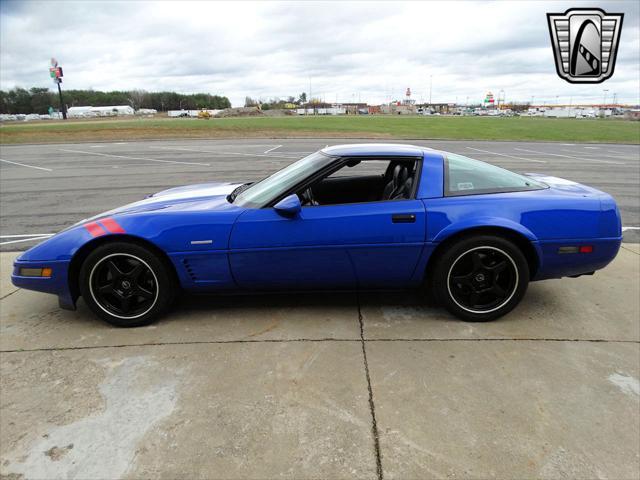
[{"xmin": 128, "ymin": 89, "xmax": 147, "ymax": 110}]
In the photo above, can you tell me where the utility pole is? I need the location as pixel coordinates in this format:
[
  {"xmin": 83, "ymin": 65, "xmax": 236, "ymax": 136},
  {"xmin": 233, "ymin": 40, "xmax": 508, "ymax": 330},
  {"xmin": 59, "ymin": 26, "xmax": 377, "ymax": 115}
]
[
  {"xmin": 309, "ymin": 76, "xmax": 312, "ymax": 115},
  {"xmin": 602, "ymin": 89, "xmax": 609, "ymax": 106},
  {"xmin": 429, "ymin": 75, "xmax": 433, "ymax": 105},
  {"xmin": 56, "ymin": 82, "xmax": 66, "ymax": 120},
  {"xmin": 49, "ymin": 58, "xmax": 67, "ymax": 119}
]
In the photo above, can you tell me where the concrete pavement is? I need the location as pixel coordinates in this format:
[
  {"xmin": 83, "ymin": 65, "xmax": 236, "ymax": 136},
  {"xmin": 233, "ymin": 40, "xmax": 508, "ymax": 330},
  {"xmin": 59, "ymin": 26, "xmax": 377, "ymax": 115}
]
[{"xmin": 1, "ymin": 247, "xmax": 639, "ymax": 479}]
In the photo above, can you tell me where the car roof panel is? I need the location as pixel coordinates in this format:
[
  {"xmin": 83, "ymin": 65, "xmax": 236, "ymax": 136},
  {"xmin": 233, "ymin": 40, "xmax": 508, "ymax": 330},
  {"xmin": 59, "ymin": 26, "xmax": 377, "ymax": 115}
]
[{"xmin": 321, "ymin": 143, "xmax": 429, "ymax": 157}]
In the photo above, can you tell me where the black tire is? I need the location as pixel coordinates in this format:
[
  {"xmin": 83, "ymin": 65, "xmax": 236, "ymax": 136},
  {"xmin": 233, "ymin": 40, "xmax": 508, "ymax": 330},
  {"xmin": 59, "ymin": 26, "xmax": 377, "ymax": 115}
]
[
  {"xmin": 431, "ymin": 235, "xmax": 529, "ymax": 322},
  {"xmin": 79, "ymin": 242, "xmax": 175, "ymax": 327}
]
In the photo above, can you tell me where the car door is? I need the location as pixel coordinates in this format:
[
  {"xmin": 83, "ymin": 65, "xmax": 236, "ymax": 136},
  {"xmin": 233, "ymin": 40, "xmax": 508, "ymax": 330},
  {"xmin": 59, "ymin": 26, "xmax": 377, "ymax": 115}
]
[{"xmin": 229, "ymin": 199, "xmax": 426, "ymax": 290}]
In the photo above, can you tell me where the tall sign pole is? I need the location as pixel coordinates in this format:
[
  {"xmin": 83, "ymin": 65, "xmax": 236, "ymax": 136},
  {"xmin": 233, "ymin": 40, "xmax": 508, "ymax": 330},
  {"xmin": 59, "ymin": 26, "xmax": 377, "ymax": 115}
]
[{"xmin": 49, "ymin": 58, "xmax": 67, "ymax": 120}]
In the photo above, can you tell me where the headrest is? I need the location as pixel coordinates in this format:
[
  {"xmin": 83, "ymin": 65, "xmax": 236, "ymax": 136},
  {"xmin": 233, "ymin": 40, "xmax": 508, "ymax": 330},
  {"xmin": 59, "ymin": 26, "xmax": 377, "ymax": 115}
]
[
  {"xmin": 397, "ymin": 166, "xmax": 409, "ymax": 184},
  {"xmin": 392, "ymin": 164, "xmax": 403, "ymax": 182}
]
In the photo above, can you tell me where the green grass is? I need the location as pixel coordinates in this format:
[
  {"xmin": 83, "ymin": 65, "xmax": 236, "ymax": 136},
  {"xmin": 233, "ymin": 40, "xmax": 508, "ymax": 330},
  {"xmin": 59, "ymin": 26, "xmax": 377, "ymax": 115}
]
[{"xmin": 1, "ymin": 115, "xmax": 638, "ymax": 144}]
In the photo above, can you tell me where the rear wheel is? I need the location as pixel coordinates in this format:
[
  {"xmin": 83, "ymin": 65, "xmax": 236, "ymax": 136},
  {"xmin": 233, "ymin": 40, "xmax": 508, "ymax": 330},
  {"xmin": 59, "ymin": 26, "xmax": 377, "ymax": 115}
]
[
  {"xmin": 432, "ymin": 235, "xmax": 529, "ymax": 322},
  {"xmin": 79, "ymin": 242, "xmax": 175, "ymax": 327}
]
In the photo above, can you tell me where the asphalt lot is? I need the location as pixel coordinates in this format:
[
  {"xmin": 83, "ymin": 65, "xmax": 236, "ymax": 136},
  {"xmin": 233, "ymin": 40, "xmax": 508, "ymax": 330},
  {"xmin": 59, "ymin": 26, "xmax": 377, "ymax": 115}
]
[
  {"xmin": 1, "ymin": 246, "xmax": 638, "ymax": 478},
  {"xmin": 1, "ymin": 138, "xmax": 639, "ymax": 479},
  {"xmin": 0, "ymin": 138, "xmax": 639, "ymax": 251}
]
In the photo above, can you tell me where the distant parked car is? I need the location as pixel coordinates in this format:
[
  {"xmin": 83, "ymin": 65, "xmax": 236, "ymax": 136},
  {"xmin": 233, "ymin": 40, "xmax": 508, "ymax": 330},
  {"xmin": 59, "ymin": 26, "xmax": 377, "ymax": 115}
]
[{"xmin": 12, "ymin": 144, "xmax": 621, "ymax": 326}]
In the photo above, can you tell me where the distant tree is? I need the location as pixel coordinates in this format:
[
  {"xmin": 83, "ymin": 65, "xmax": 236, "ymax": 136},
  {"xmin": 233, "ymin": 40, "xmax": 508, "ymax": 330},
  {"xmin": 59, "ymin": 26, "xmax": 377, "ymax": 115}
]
[
  {"xmin": 510, "ymin": 102, "xmax": 530, "ymax": 113},
  {"xmin": 128, "ymin": 89, "xmax": 147, "ymax": 110},
  {"xmin": 2, "ymin": 88, "xmax": 32, "ymax": 113},
  {"xmin": 0, "ymin": 87, "xmax": 231, "ymax": 113},
  {"xmin": 29, "ymin": 87, "xmax": 54, "ymax": 114},
  {"xmin": 244, "ymin": 96, "xmax": 259, "ymax": 107},
  {"xmin": 298, "ymin": 92, "xmax": 307, "ymax": 104}
]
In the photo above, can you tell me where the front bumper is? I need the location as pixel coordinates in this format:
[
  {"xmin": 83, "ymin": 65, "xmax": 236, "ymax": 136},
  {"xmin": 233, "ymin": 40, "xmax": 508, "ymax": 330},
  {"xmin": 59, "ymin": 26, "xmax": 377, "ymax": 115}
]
[{"xmin": 11, "ymin": 258, "xmax": 76, "ymax": 310}]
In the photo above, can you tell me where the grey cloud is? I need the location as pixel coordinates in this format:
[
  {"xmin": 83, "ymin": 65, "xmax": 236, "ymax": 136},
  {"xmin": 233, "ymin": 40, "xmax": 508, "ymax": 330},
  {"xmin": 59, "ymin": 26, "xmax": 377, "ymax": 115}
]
[{"xmin": 1, "ymin": 0, "xmax": 638, "ymax": 106}]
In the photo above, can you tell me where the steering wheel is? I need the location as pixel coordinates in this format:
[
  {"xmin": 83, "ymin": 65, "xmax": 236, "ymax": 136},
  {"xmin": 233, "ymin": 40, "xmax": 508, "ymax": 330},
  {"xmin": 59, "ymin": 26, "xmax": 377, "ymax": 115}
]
[{"xmin": 300, "ymin": 187, "xmax": 318, "ymax": 206}]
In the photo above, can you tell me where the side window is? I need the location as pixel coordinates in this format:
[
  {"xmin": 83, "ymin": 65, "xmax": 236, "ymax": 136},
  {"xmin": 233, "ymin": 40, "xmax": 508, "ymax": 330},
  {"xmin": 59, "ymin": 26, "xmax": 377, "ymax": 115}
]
[
  {"xmin": 445, "ymin": 153, "xmax": 546, "ymax": 196},
  {"xmin": 303, "ymin": 158, "xmax": 418, "ymax": 207},
  {"xmin": 327, "ymin": 160, "xmax": 389, "ymax": 178}
]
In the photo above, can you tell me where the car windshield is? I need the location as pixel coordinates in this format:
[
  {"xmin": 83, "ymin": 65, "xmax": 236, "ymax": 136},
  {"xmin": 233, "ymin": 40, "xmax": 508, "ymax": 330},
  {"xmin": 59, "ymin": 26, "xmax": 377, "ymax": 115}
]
[{"xmin": 232, "ymin": 152, "xmax": 334, "ymax": 208}]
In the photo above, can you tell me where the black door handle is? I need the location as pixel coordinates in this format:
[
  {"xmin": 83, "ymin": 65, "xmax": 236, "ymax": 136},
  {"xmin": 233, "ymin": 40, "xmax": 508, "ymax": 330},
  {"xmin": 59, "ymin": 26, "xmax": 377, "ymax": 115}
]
[{"xmin": 392, "ymin": 214, "xmax": 416, "ymax": 223}]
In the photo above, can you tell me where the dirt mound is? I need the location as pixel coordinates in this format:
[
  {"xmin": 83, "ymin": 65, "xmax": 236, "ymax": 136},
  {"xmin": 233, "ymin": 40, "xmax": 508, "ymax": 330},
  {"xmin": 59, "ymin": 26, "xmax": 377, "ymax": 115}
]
[{"xmin": 214, "ymin": 107, "xmax": 263, "ymax": 118}]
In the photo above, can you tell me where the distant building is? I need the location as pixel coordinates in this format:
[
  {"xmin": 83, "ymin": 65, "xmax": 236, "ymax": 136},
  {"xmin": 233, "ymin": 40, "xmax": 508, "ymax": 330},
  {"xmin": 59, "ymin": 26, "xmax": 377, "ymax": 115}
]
[
  {"xmin": 381, "ymin": 103, "xmax": 415, "ymax": 115},
  {"xmin": 340, "ymin": 103, "xmax": 369, "ymax": 115},
  {"xmin": 67, "ymin": 105, "xmax": 135, "ymax": 117}
]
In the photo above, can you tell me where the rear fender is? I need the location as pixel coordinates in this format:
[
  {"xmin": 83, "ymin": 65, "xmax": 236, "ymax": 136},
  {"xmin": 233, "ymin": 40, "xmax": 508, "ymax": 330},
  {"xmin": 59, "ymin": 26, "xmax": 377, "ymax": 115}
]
[{"xmin": 431, "ymin": 216, "xmax": 538, "ymax": 244}]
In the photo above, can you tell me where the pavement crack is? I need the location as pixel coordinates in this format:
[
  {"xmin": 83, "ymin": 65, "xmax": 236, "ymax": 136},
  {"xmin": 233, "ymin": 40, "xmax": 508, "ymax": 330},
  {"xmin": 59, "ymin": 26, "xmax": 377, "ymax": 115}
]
[
  {"xmin": 366, "ymin": 337, "xmax": 639, "ymax": 343},
  {"xmin": 1, "ymin": 336, "xmax": 636, "ymax": 354},
  {"xmin": 0, "ymin": 288, "xmax": 20, "ymax": 300},
  {"xmin": 0, "ymin": 337, "xmax": 358, "ymax": 353},
  {"xmin": 357, "ymin": 292, "xmax": 384, "ymax": 480},
  {"xmin": 621, "ymin": 244, "xmax": 640, "ymax": 256}
]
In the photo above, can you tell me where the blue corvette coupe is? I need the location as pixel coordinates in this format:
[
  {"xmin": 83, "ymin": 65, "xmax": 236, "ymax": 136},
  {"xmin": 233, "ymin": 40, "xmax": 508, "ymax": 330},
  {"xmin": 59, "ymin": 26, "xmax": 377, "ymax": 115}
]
[{"xmin": 12, "ymin": 144, "xmax": 621, "ymax": 326}]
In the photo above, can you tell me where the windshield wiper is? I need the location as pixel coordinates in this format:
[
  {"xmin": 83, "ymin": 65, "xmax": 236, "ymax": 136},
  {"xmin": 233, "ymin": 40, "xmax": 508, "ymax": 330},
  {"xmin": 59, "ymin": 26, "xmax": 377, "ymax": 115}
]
[{"xmin": 227, "ymin": 183, "xmax": 252, "ymax": 203}]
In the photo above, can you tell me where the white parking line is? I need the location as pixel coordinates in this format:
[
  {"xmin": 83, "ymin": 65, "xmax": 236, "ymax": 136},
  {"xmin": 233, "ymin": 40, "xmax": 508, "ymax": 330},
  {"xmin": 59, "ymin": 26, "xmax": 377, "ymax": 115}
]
[
  {"xmin": 514, "ymin": 148, "xmax": 624, "ymax": 165},
  {"xmin": 151, "ymin": 146, "xmax": 298, "ymax": 159},
  {"xmin": 560, "ymin": 149, "xmax": 636, "ymax": 160},
  {"xmin": 622, "ymin": 227, "xmax": 640, "ymax": 232},
  {"xmin": 607, "ymin": 150, "xmax": 637, "ymax": 155},
  {"xmin": 0, "ymin": 236, "xmax": 53, "ymax": 246},
  {"xmin": 264, "ymin": 145, "xmax": 282, "ymax": 154},
  {"xmin": 0, "ymin": 158, "xmax": 53, "ymax": 172},
  {"xmin": 465, "ymin": 147, "xmax": 547, "ymax": 163},
  {"xmin": 59, "ymin": 149, "xmax": 210, "ymax": 167}
]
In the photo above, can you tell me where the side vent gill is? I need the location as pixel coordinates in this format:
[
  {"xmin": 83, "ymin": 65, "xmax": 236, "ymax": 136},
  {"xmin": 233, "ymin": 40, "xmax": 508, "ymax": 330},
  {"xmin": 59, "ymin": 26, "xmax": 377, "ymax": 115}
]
[{"xmin": 182, "ymin": 259, "xmax": 198, "ymax": 281}]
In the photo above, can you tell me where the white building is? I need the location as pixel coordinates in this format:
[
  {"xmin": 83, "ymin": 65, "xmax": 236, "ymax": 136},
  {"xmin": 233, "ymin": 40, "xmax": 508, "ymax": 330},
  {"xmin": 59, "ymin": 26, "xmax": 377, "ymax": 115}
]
[
  {"xmin": 67, "ymin": 105, "xmax": 135, "ymax": 118},
  {"xmin": 67, "ymin": 106, "xmax": 93, "ymax": 118}
]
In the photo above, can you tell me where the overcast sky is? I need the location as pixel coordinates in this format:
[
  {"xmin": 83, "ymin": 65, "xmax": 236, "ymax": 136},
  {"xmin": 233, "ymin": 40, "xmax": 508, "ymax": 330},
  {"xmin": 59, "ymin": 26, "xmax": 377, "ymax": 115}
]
[{"xmin": 1, "ymin": 0, "xmax": 638, "ymax": 107}]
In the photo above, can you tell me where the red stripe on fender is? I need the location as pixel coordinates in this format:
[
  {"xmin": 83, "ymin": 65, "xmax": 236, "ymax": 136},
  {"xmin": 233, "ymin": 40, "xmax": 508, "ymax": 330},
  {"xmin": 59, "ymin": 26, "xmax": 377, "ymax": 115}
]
[
  {"xmin": 100, "ymin": 217, "xmax": 126, "ymax": 234},
  {"xmin": 85, "ymin": 222, "xmax": 106, "ymax": 237}
]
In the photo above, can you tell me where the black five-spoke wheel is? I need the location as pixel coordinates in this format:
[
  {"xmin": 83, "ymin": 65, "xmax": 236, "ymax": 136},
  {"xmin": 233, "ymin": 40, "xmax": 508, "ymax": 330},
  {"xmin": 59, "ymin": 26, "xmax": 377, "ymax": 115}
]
[
  {"xmin": 79, "ymin": 242, "xmax": 175, "ymax": 327},
  {"xmin": 90, "ymin": 254, "xmax": 158, "ymax": 318},
  {"xmin": 448, "ymin": 247, "xmax": 518, "ymax": 313},
  {"xmin": 432, "ymin": 235, "xmax": 529, "ymax": 322}
]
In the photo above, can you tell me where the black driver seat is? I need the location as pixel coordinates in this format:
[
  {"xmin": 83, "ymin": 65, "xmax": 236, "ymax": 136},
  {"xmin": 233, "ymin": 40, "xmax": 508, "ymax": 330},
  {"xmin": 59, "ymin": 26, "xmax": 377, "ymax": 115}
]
[{"xmin": 382, "ymin": 164, "xmax": 412, "ymax": 200}]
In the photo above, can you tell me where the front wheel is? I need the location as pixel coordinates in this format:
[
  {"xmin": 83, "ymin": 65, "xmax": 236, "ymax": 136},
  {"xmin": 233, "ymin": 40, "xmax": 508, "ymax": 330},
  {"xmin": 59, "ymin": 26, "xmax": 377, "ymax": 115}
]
[
  {"xmin": 432, "ymin": 235, "xmax": 529, "ymax": 322},
  {"xmin": 79, "ymin": 242, "xmax": 175, "ymax": 327}
]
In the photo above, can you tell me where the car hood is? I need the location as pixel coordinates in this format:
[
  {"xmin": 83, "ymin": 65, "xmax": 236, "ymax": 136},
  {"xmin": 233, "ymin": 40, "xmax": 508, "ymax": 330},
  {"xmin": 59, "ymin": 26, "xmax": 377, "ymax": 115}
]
[
  {"xmin": 75, "ymin": 182, "xmax": 243, "ymax": 225},
  {"xmin": 147, "ymin": 182, "xmax": 241, "ymax": 200}
]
